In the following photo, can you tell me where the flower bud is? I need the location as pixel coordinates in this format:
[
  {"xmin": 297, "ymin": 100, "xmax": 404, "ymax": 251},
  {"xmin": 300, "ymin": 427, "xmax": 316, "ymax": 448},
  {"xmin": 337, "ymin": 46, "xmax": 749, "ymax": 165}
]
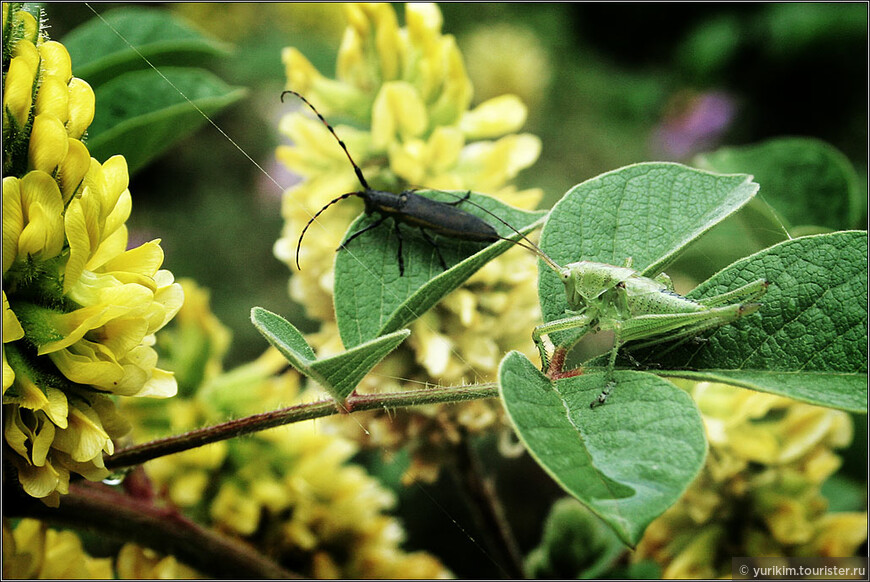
[
  {"xmin": 66, "ymin": 78, "xmax": 95, "ymax": 139},
  {"xmin": 34, "ymin": 76, "xmax": 70, "ymax": 122},
  {"xmin": 38, "ymin": 40, "xmax": 72, "ymax": 83},
  {"xmin": 3, "ymin": 55, "xmax": 36, "ymax": 128},
  {"xmin": 28, "ymin": 114, "xmax": 69, "ymax": 174}
]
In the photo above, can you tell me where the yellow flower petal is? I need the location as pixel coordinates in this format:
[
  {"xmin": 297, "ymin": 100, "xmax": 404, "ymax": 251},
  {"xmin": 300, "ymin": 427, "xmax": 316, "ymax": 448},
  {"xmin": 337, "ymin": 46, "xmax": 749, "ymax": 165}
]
[
  {"xmin": 38, "ymin": 41, "xmax": 72, "ymax": 83},
  {"xmin": 52, "ymin": 405, "xmax": 111, "ymax": 462},
  {"xmin": 62, "ymin": 198, "xmax": 89, "ymax": 293},
  {"xmin": 17, "ymin": 170, "xmax": 65, "ymax": 260},
  {"xmin": 15, "ymin": 9, "xmax": 39, "ymax": 42},
  {"xmin": 3, "ymin": 55, "xmax": 36, "ymax": 128},
  {"xmin": 65, "ymin": 78, "xmax": 95, "ymax": 139},
  {"xmin": 460, "ymin": 95, "xmax": 528, "ymax": 139},
  {"xmin": 371, "ymin": 81, "xmax": 428, "ymax": 149},
  {"xmin": 34, "ymin": 76, "xmax": 70, "ymax": 122},
  {"xmin": 3, "ymin": 292, "xmax": 25, "ymax": 343},
  {"xmin": 103, "ymin": 239, "xmax": 164, "ymax": 279},
  {"xmin": 13, "ymin": 456, "xmax": 65, "ymax": 499},
  {"xmin": 38, "ymin": 285, "xmax": 152, "ymax": 354},
  {"xmin": 3, "ymin": 177, "xmax": 25, "ymax": 273},
  {"xmin": 58, "ymin": 138, "xmax": 91, "ymax": 202},
  {"xmin": 48, "ymin": 340, "xmax": 125, "ymax": 387}
]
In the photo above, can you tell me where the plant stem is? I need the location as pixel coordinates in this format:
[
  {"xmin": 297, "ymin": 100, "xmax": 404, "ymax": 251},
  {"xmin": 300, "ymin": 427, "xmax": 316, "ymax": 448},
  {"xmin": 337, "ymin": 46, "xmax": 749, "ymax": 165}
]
[
  {"xmin": 448, "ymin": 433, "xmax": 526, "ymax": 579},
  {"xmin": 106, "ymin": 383, "xmax": 499, "ymax": 470},
  {"xmin": 5, "ymin": 479, "xmax": 296, "ymax": 579}
]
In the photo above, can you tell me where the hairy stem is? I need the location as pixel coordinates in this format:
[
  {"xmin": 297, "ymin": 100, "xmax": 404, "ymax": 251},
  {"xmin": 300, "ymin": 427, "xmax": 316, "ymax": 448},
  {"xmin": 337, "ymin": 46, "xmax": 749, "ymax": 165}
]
[{"xmin": 106, "ymin": 383, "xmax": 499, "ymax": 470}]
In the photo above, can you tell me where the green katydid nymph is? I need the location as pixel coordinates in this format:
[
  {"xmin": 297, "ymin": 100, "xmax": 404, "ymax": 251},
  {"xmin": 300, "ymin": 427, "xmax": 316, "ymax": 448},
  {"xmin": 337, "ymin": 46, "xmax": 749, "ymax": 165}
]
[
  {"xmin": 453, "ymin": 198, "xmax": 770, "ymax": 408},
  {"xmin": 531, "ymin": 255, "xmax": 769, "ymax": 407}
]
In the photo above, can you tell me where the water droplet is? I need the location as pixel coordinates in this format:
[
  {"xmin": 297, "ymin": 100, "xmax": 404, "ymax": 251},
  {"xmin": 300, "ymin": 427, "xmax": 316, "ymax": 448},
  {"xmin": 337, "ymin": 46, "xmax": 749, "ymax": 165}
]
[{"xmin": 102, "ymin": 472, "xmax": 126, "ymax": 486}]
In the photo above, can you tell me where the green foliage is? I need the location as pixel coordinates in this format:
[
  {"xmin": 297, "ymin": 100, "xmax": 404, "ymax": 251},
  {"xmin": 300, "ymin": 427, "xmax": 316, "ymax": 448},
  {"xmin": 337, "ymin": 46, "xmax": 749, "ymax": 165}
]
[
  {"xmin": 651, "ymin": 231, "xmax": 867, "ymax": 412},
  {"xmin": 696, "ymin": 137, "xmax": 866, "ymax": 232},
  {"xmin": 333, "ymin": 191, "xmax": 546, "ymax": 348},
  {"xmin": 524, "ymin": 497, "xmax": 629, "ymax": 578},
  {"xmin": 85, "ymin": 68, "xmax": 246, "ymax": 172},
  {"xmin": 62, "ymin": 7, "xmax": 230, "ymax": 86},
  {"xmin": 500, "ymin": 353, "xmax": 707, "ymax": 546},
  {"xmin": 63, "ymin": 7, "xmax": 244, "ymax": 173},
  {"xmin": 250, "ymin": 307, "xmax": 409, "ymax": 402}
]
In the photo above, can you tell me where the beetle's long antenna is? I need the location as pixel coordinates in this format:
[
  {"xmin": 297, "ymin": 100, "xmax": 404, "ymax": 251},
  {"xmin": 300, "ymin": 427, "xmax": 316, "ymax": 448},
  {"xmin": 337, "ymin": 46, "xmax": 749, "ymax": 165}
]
[
  {"xmin": 281, "ymin": 90, "xmax": 370, "ymax": 191},
  {"xmin": 440, "ymin": 192, "xmax": 563, "ymax": 273},
  {"xmin": 296, "ymin": 191, "xmax": 362, "ymax": 269}
]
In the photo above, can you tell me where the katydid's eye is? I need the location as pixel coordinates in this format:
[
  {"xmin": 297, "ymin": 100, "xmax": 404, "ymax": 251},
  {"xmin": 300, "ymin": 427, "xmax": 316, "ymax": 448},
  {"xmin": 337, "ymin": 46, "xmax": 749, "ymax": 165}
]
[{"xmin": 560, "ymin": 270, "xmax": 571, "ymax": 282}]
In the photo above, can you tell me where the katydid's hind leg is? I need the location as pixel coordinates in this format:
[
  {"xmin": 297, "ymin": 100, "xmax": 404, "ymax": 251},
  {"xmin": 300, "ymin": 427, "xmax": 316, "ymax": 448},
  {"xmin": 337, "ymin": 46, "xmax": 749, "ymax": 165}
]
[
  {"xmin": 696, "ymin": 279, "xmax": 769, "ymax": 308},
  {"xmin": 622, "ymin": 300, "xmax": 765, "ymax": 360},
  {"xmin": 418, "ymin": 227, "xmax": 448, "ymax": 270},
  {"xmin": 591, "ymin": 334, "xmax": 622, "ymax": 408}
]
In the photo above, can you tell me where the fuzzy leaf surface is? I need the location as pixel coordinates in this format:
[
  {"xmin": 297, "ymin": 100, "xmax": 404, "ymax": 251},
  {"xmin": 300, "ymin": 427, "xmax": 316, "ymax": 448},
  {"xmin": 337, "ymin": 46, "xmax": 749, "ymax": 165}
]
[
  {"xmin": 499, "ymin": 351, "xmax": 707, "ymax": 547},
  {"xmin": 251, "ymin": 307, "xmax": 409, "ymax": 402}
]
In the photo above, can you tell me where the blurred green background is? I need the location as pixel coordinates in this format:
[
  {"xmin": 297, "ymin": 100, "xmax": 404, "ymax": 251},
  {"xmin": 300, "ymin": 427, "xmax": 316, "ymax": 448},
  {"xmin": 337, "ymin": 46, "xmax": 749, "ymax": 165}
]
[{"xmin": 43, "ymin": 3, "xmax": 867, "ymax": 577}]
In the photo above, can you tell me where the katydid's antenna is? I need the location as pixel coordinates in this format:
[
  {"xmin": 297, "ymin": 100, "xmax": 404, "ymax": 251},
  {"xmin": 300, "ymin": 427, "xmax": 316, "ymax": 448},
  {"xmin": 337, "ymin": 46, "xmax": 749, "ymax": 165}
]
[{"xmin": 445, "ymin": 193, "xmax": 563, "ymax": 273}]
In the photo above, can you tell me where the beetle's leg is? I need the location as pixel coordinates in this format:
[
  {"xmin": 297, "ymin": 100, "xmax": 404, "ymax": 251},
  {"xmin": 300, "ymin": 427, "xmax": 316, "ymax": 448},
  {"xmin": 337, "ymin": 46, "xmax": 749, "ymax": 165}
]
[
  {"xmin": 394, "ymin": 222, "xmax": 405, "ymax": 276},
  {"xmin": 445, "ymin": 190, "xmax": 471, "ymax": 207},
  {"xmin": 340, "ymin": 214, "xmax": 388, "ymax": 249},
  {"xmin": 418, "ymin": 227, "xmax": 448, "ymax": 270}
]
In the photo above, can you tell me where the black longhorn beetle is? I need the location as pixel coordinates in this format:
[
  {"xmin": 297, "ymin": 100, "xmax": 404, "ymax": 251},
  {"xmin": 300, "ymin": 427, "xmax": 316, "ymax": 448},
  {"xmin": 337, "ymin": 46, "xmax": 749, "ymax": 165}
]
[{"xmin": 281, "ymin": 90, "xmax": 501, "ymax": 276}]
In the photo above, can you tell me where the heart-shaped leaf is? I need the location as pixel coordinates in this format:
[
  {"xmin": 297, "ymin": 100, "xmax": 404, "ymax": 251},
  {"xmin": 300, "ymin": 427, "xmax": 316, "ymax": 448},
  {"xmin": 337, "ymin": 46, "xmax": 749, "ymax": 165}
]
[
  {"xmin": 251, "ymin": 307, "xmax": 409, "ymax": 402},
  {"xmin": 499, "ymin": 351, "xmax": 707, "ymax": 547},
  {"xmin": 334, "ymin": 190, "xmax": 546, "ymax": 348}
]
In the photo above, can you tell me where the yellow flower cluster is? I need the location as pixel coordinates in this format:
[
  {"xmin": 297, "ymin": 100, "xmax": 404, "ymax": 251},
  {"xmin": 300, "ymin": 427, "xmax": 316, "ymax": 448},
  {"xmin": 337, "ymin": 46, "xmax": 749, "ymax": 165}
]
[
  {"xmin": 121, "ymin": 282, "xmax": 451, "ymax": 578},
  {"xmin": 2, "ymin": 4, "xmax": 183, "ymax": 505},
  {"xmin": 2, "ymin": 518, "xmax": 200, "ymax": 579},
  {"xmin": 2, "ymin": 518, "xmax": 112, "ymax": 579},
  {"xmin": 634, "ymin": 383, "xmax": 867, "ymax": 578},
  {"xmin": 274, "ymin": 2, "xmax": 543, "ymax": 479}
]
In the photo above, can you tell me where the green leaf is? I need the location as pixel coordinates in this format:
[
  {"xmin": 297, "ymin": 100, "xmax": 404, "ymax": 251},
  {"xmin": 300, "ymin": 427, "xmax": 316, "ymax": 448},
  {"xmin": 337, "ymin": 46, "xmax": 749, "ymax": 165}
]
[
  {"xmin": 499, "ymin": 351, "xmax": 707, "ymax": 547},
  {"xmin": 63, "ymin": 7, "xmax": 230, "ymax": 87},
  {"xmin": 334, "ymin": 191, "xmax": 546, "ymax": 348},
  {"xmin": 85, "ymin": 67, "xmax": 246, "ymax": 172},
  {"xmin": 251, "ymin": 307, "xmax": 409, "ymax": 402},
  {"xmin": 696, "ymin": 137, "xmax": 865, "ymax": 231},
  {"xmin": 538, "ymin": 162, "xmax": 759, "ymax": 347},
  {"xmin": 636, "ymin": 230, "xmax": 868, "ymax": 412},
  {"xmin": 524, "ymin": 497, "xmax": 626, "ymax": 579}
]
